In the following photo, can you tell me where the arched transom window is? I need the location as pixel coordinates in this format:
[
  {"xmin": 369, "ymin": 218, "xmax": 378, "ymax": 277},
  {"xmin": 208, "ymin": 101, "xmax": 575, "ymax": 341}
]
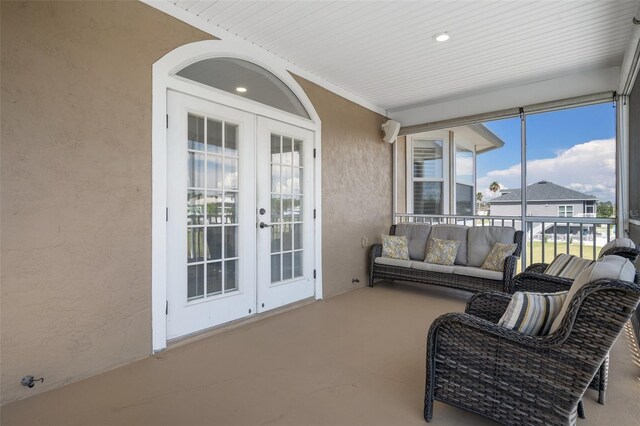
[{"xmin": 176, "ymin": 57, "xmax": 310, "ymax": 119}]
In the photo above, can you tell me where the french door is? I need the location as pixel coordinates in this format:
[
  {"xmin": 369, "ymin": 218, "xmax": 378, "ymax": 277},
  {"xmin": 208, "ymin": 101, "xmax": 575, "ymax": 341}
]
[
  {"xmin": 166, "ymin": 91, "xmax": 315, "ymax": 339},
  {"xmin": 256, "ymin": 117, "xmax": 315, "ymax": 313}
]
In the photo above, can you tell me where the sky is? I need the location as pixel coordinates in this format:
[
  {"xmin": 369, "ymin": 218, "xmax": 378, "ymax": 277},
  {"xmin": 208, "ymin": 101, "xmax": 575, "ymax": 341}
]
[{"xmin": 476, "ymin": 102, "xmax": 616, "ymax": 202}]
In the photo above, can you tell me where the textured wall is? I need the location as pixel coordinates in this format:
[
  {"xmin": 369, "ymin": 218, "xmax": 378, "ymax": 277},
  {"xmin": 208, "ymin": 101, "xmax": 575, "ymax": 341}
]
[
  {"xmin": 1, "ymin": 0, "xmax": 391, "ymax": 405},
  {"xmin": 396, "ymin": 136, "xmax": 407, "ymax": 214},
  {"xmin": 0, "ymin": 0, "xmax": 211, "ymax": 404},
  {"xmin": 294, "ymin": 77, "xmax": 391, "ymax": 298},
  {"xmin": 630, "ymin": 75, "xmax": 640, "ymax": 223},
  {"xmin": 628, "ymin": 71, "xmax": 640, "ymax": 345}
]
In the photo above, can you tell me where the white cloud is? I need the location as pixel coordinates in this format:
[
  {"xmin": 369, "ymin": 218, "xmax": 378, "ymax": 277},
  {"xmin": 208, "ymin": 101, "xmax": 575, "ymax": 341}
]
[{"xmin": 477, "ymin": 139, "xmax": 615, "ymax": 202}]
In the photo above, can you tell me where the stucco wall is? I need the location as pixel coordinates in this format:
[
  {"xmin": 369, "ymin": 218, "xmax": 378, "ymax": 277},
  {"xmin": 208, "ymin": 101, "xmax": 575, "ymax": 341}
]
[
  {"xmin": 293, "ymin": 77, "xmax": 390, "ymax": 298},
  {"xmin": 0, "ymin": 0, "xmax": 213, "ymax": 405},
  {"xmin": 628, "ymin": 67, "xmax": 640, "ymax": 346},
  {"xmin": 1, "ymin": 0, "xmax": 390, "ymax": 405},
  {"xmin": 630, "ymin": 71, "xmax": 640, "ymax": 225}
]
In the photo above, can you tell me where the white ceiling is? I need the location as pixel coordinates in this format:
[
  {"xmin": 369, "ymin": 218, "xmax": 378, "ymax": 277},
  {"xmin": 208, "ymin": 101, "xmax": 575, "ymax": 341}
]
[{"xmin": 165, "ymin": 0, "xmax": 637, "ymax": 113}]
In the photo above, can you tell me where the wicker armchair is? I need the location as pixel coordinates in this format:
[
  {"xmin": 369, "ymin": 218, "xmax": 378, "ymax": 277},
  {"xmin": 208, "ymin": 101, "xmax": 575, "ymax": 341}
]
[
  {"xmin": 424, "ymin": 278, "xmax": 640, "ymax": 425},
  {"xmin": 509, "ymin": 249, "xmax": 639, "ymax": 404}
]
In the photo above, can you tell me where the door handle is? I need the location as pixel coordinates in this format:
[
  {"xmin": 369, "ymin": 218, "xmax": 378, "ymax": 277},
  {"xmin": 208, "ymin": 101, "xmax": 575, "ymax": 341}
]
[{"xmin": 259, "ymin": 222, "xmax": 271, "ymax": 229}]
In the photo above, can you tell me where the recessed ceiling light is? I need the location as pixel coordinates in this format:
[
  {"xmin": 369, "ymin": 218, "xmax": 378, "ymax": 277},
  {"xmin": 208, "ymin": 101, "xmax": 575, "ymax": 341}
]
[
  {"xmin": 433, "ymin": 32, "xmax": 450, "ymax": 42},
  {"xmin": 236, "ymin": 87, "xmax": 247, "ymax": 93}
]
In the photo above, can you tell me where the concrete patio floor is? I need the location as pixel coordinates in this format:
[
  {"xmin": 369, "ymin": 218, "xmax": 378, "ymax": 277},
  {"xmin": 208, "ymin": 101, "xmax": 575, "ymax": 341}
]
[{"xmin": 2, "ymin": 281, "xmax": 639, "ymax": 425}]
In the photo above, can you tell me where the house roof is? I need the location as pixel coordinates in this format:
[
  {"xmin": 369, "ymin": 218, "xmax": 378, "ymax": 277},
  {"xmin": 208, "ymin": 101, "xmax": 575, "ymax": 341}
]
[
  {"xmin": 488, "ymin": 181, "xmax": 597, "ymax": 203},
  {"xmin": 451, "ymin": 124, "xmax": 504, "ymax": 154},
  {"xmin": 411, "ymin": 123, "xmax": 504, "ymax": 154}
]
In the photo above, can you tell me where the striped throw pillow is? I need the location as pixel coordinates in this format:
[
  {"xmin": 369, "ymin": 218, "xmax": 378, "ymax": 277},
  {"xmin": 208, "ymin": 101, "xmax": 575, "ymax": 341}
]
[
  {"xmin": 498, "ymin": 291, "xmax": 568, "ymax": 335},
  {"xmin": 544, "ymin": 254, "xmax": 595, "ymax": 280}
]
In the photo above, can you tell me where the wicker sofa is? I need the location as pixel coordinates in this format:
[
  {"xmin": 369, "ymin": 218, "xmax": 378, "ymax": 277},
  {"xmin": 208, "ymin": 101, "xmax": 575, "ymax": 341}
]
[{"xmin": 369, "ymin": 224, "xmax": 523, "ymax": 293}]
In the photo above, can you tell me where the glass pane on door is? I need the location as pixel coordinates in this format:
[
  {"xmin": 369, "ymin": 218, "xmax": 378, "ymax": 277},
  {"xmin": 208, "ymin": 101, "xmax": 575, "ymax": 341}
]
[
  {"xmin": 270, "ymin": 133, "xmax": 304, "ymax": 283},
  {"xmin": 187, "ymin": 113, "xmax": 241, "ymax": 301}
]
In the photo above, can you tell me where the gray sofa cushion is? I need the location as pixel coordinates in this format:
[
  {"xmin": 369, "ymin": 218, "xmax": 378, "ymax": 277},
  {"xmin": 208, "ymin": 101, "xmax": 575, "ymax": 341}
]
[
  {"xmin": 411, "ymin": 261, "xmax": 455, "ymax": 274},
  {"xmin": 453, "ymin": 265, "xmax": 503, "ymax": 281},
  {"xmin": 374, "ymin": 257, "xmax": 413, "ymax": 268},
  {"xmin": 427, "ymin": 225, "xmax": 468, "ymax": 265},
  {"xmin": 394, "ymin": 224, "xmax": 432, "ymax": 261},
  {"xmin": 467, "ymin": 226, "xmax": 517, "ymax": 267}
]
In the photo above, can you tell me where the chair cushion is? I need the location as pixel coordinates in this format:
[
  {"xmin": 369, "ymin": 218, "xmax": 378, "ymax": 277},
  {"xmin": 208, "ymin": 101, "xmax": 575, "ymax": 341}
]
[
  {"xmin": 481, "ymin": 242, "xmax": 517, "ymax": 271},
  {"xmin": 374, "ymin": 257, "xmax": 413, "ymax": 268},
  {"xmin": 452, "ymin": 265, "xmax": 503, "ymax": 281},
  {"xmin": 428, "ymin": 225, "xmax": 469, "ymax": 265},
  {"xmin": 425, "ymin": 238, "xmax": 461, "ymax": 266},
  {"xmin": 598, "ymin": 237, "xmax": 636, "ymax": 258},
  {"xmin": 393, "ymin": 224, "xmax": 432, "ymax": 260},
  {"xmin": 549, "ymin": 255, "xmax": 636, "ymax": 334},
  {"xmin": 498, "ymin": 291, "xmax": 568, "ymax": 335},
  {"xmin": 544, "ymin": 253, "xmax": 595, "ymax": 279},
  {"xmin": 411, "ymin": 261, "xmax": 454, "ymax": 274},
  {"xmin": 467, "ymin": 226, "xmax": 517, "ymax": 267},
  {"xmin": 381, "ymin": 235, "xmax": 409, "ymax": 260}
]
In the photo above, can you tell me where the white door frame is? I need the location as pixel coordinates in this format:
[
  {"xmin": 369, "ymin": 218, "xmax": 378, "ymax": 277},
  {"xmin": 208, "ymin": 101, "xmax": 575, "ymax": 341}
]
[{"xmin": 152, "ymin": 40, "xmax": 323, "ymax": 352}]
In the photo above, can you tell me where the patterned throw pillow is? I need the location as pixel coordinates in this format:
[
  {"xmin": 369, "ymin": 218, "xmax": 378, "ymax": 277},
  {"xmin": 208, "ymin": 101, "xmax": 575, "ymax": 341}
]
[
  {"xmin": 425, "ymin": 238, "xmax": 461, "ymax": 266},
  {"xmin": 481, "ymin": 242, "xmax": 517, "ymax": 271},
  {"xmin": 381, "ymin": 235, "xmax": 410, "ymax": 260},
  {"xmin": 498, "ymin": 291, "xmax": 568, "ymax": 335},
  {"xmin": 544, "ymin": 253, "xmax": 594, "ymax": 280}
]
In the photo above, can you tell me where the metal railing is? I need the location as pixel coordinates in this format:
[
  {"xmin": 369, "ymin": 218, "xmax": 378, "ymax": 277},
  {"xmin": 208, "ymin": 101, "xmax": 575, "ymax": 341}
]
[{"xmin": 395, "ymin": 214, "xmax": 616, "ymax": 265}]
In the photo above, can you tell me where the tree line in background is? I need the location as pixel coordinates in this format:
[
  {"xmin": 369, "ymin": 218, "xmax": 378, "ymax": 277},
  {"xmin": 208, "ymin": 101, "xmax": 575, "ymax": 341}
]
[{"xmin": 596, "ymin": 201, "xmax": 614, "ymax": 218}]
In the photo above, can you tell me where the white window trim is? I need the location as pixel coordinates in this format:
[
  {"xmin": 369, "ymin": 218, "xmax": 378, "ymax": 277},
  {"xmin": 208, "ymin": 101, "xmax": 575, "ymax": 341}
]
[
  {"xmin": 406, "ymin": 133, "xmax": 450, "ymax": 215},
  {"xmin": 452, "ymin": 138, "xmax": 476, "ymax": 216},
  {"xmin": 152, "ymin": 40, "xmax": 323, "ymax": 352},
  {"xmin": 558, "ymin": 205, "xmax": 574, "ymax": 218}
]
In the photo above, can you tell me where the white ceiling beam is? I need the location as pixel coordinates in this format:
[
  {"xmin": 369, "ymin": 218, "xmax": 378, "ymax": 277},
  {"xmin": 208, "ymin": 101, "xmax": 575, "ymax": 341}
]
[{"xmin": 389, "ymin": 66, "xmax": 620, "ymax": 127}]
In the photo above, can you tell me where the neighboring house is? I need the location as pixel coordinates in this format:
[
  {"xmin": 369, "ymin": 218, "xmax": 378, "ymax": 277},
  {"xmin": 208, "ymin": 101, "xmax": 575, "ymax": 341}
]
[
  {"xmin": 488, "ymin": 180, "xmax": 598, "ymax": 236},
  {"xmin": 488, "ymin": 181, "xmax": 597, "ymax": 217},
  {"xmin": 400, "ymin": 124, "xmax": 505, "ymax": 216}
]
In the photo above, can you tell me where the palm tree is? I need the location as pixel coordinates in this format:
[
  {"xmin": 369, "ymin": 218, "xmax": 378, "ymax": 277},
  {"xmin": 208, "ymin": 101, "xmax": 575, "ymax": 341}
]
[
  {"xmin": 476, "ymin": 192, "xmax": 483, "ymax": 204},
  {"xmin": 489, "ymin": 181, "xmax": 501, "ymax": 195}
]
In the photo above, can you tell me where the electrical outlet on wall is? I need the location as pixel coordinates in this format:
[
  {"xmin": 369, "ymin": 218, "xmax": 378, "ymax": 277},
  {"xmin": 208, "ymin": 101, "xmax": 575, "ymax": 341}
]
[{"xmin": 361, "ymin": 236, "xmax": 368, "ymax": 248}]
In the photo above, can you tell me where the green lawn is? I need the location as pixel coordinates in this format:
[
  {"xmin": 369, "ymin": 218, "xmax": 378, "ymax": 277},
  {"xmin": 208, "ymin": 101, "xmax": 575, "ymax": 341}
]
[{"xmin": 517, "ymin": 241, "xmax": 599, "ymax": 272}]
